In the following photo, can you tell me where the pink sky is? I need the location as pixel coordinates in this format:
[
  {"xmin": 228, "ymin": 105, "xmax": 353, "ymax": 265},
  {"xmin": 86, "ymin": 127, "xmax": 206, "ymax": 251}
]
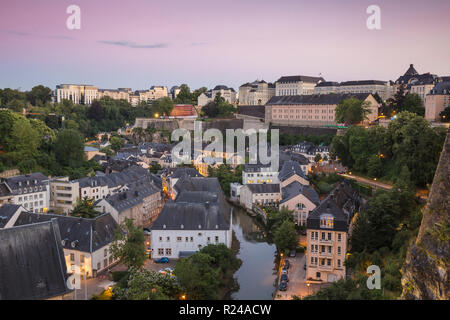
[{"xmin": 1, "ymin": 0, "xmax": 450, "ymax": 91}]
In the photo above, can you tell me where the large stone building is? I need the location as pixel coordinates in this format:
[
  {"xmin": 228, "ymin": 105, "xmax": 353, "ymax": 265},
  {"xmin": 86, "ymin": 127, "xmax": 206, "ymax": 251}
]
[
  {"xmin": 97, "ymin": 88, "xmax": 131, "ymax": 101},
  {"xmin": 275, "ymin": 75, "xmax": 325, "ymax": 96},
  {"xmin": 265, "ymin": 93, "xmax": 379, "ymax": 127},
  {"xmin": 425, "ymin": 81, "xmax": 450, "ymax": 122},
  {"xmin": 395, "ymin": 64, "xmax": 438, "ymax": 102},
  {"xmin": 238, "ymin": 80, "xmax": 275, "ymax": 106},
  {"xmin": 198, "ymin": 85, "xmax": 237, "ymax": 106},
  {"xmin": 55, "ymin": 84, "xmax": 98, "ymax": 104},
  {"xmin": 314, "ymin": 80, "xmax": 394, "ymax": 101}
]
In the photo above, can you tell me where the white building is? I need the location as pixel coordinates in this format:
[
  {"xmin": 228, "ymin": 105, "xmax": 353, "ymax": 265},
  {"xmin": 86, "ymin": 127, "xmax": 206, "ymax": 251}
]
[
  {"xmin": 242, "ymin": 163, "xmax": 279, "ymax": 185},
  {"xmin": 55, "ymin": 84, "xmax": 98, "ymax": 105},
  {"xmin": 0, "ymin": 172, "xmax": 50, "ymax": 213},
  {"xmin": 314, "ymin": 80, "xmax": 394, "ymax": 102},
  {"xmin": 238, "ymin": 80, "xmax": 275, "ymax": 106},
  {"xmin": 275, "ymin": 75, "xmax": 325, "ymax": 96},
  {"xmin": 151, "ymin": 182, "xmax": 232, "ymax": 259},
  {"xmin": 239, "ymin": 184, "xmax": 281, "ymax": 210},
  {"xmin": 49, "ymin": 177, "xmax": 80, "ymax": 214}
]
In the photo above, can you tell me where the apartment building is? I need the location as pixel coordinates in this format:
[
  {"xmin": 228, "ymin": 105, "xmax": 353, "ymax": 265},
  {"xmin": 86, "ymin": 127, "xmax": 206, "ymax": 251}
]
[
  {"xmin": 198, "ymin": 85, "xmax": 237, "ymax": 106},
  {"xmin": 55, "ymin": 84, "xmax": 98, "ymax": 104},
  {"xmin": 13, "ymin": 211, "xmax": 119, "ymax": 279},
  {"xmin": 49, "ymin": 177, "xmax": 80, "ymax": 214},
  {"xmin": 0, "ymin": 172, "xmax": 50, "ymax": 213},
  {"xmin": 265, "ymin": 93, "xmax": 379, "ymax": 127},
  {"xmin": 239, "ymin": 184, "xmax": 281, "ymax": 210},
  {"xmin": 242, "ymin": 163, "xmax": 279, "ymax": 185},
  {"xmin": 280, "ymin": 181, "xmax": 319, "ymax": 226},
  {"xmin": 238, "ymin": 80, "xmax": 275, "ymax": 106},
  {"xmin": 275, "ymin": 75, "xmax": 325, "ymax": 96},
  {"xmin": 97, "ymin": 88, "xmax": 131, "ymax": 101},
  {"xmin": 425, "ymin": 81, "xmax": 450, "ymax": 122},
  {"xmin": 306, "ymin": 181, "xmax": 361, "ymax": 283}
]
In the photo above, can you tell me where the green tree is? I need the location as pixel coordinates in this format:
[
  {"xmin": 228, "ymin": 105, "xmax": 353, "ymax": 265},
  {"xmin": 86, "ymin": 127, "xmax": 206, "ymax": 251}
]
[
  {"xmin": 367, "ymin": 154, "xmax": 383, "ymax": 177},
  {"xmin": 174, "ymin": 84, "xmax": 193, "ymax": 104},
  {"xmin": 88, "ymin": 101, "xmax": 105, "ymax": 122},
  {"xmin": 70, "ymin": 197, "xmax": 101, "ymax": 218},
  {"xmin": 175, "ymin": 252, "xmax": 221, "ymax": 300},
  {"xmin": 149, "ymin": 161, "xmax": 162, "ymax": 174},
  {"xmin": 202, "ymin": 101, "xmax": 219, "ymax": 118},
  {"xmin": 273, "ymin": 219, "xmax": 298, "ymax": 254},
  {"xmin": 54, "ymin": 129, "xmax": 85, "ymax": 167},
  {"xmin": 439, "ymin": 106, "xmax": 450, "ymax": 122},
  {"xmin": 314, "ymin": 153, "xmax": 322, "ymax": 163},
  {"xmin": 110, "ymin": 218, "xmax": 147, "ymax": 270},
  {"xmin": 26, "ymin": 85, "xmax": 52, "ymax": 105},
  {"xmin": 335, "ymin": 97, "xmax": 372, "ymax": 125},
  {"xmin": 401, "ymin": 93, "xmax": 424, "ymax": 116},
  {"xmin": 110, "ymin": 136, "xmax": 124, "ymax": 152}
]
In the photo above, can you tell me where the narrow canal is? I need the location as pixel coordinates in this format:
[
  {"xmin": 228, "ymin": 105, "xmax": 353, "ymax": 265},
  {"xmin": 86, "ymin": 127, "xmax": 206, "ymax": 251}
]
[{"xmin": 231, "ymin": 206, "xmax": 278, "ymax": 300}]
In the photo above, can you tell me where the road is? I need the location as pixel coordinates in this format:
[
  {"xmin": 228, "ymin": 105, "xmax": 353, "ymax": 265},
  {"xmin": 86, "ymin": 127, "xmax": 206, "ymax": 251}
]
[{"xmin": 339, "ymin": 173, "xmax": 393, "ymax": 190}]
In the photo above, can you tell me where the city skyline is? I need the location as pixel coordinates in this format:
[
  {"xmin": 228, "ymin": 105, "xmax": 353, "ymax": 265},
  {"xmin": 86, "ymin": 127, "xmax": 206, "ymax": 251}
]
[{"xmin": 1, "ymin": 0, "xmax": 450, "ymax": 91}]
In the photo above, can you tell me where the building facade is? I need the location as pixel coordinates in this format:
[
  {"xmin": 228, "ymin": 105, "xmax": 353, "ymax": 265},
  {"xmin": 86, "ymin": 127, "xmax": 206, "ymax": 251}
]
[
  {"xmin": 425, "ymin": 81, "xmax": 450, "ymax": 122},
  {"xmin": 238, "ymin": 80, "xmax": 275, "ymax": 106},
  {"xmin": 239, "ymin": 184, "xmax": 281, "ymax": 210},
  {"xmin": 275, "ymin": 75, "xmax": 325, "ymax": 96},
  {"xmin": 55, "ymin": 84, "xmax": 98, "ymax": 104}
]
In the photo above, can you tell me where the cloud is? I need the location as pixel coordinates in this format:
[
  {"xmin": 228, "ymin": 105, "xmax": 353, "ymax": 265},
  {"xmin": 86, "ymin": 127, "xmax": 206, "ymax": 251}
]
[
  {"xmin": 98, "ymin": 40, "xmax": 169, "ymax": 49},
  {"xmin": 8, "ymin": 30, "xmax": 75, "ymax": 40}
]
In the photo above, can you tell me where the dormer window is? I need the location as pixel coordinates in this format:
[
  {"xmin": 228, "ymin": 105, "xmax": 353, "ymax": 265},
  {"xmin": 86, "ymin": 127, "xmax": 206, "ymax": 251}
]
[{"xmin": 320, "ymin": 214, "xmax": 334, "ymax": 229}]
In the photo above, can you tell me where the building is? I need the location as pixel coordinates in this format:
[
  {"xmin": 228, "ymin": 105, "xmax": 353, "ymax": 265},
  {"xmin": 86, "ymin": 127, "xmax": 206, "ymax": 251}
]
[
  {"xmin": 265, "ymin": 93, "xmax": 379, "ymax": 127},
  {"xmin": 306, "ymin": 181, "xmax": 361, "ymax": 283},
  {"xmin": 151, "ymin": 177, "xmax": 232, "ymax": 259},
  {"xmin": 198, "ymin": 91, "xmax": 213, "ymax": 107},
  {"xmin": 84, "ymin": 146, "xmax": 105, "ymax": 161},
  {"xmin": 170, "ymin": 104, "xmax": 197, "ymax": 118},
  {"xmin": 95, "ymin": 179, "xmax": 162, "ymax": 227},
  {"xmin": 211, "ymin": 85, "xmax": 237, "ymax": 105},
  {"xmin": 13, "ymin": 211, "xmax": 119, "ymax": 279},
  {"xmin": 55, "ymin": 84, "xmax": 98, "ymax": 105},
  {"xmin": 0, "ymin": 220, "xmax": 72, "ymax": 299},
  {"xmin": 49, "ymin": 177, "xmax": 80, "ymax": 214},
  {"xmin": 97, "ymin": 88, "xmax": 131, "ymax": 101},
  {"xmin": 280, "ymin": 181, "xmax": 319, "ymax": 225},
  {"xmin": 170, "ymin": 86, "xmax": 181, "ymax": 100},
  {"xmin": 239, "ymin": 183, "xmax": 281, "ymax": 210},
  {"xmin": 242, "ymin": 163, "xmax": 279, "ymax": 185},
  {"xmin": 314, "ymin": 80, "xmax": 393, "ymax": 101},
  {"xmin": 0, "ymin": 203, "xmax": 25, "ymax": 229},
  {"xmin": 238, "ymin": 80, "xmax": 275, "ymax": 106},
  {"xmin": 275, "ymin": 75, "xmax": 325, "ymax": 96},
  {"xmin": 279, "ymin": 160, "xmax": 310, "ymax": 187},
  {"xmin": 291, "ymin": 142, "xmax": 330, "ymax": 163},
  {"xmin": 0, "ymin": 172, "xmax": 50, "ymax": 213},
  {"xmin": 395, "ymin": 64, "xmax": 438, "ymax": 102},
  {"xmin": 163, "ymin": 167, "xmax": 202, "ymax": 199},
  {"xmin": 425, "ymin": 81, "xmax": 450, "ymax": 122}
]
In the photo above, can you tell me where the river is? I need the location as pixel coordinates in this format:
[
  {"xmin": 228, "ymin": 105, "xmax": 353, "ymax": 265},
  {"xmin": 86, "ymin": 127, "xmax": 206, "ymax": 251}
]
[{"xmin": 231, "ymin": 206, "xmax": 278, "ymax": 300}]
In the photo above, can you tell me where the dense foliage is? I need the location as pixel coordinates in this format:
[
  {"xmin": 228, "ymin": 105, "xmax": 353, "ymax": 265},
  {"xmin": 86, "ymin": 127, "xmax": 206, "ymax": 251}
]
[
  {"xmin": 70, "ymin": 197, "xmax": 102, "ymax": 219},
  {"xmin": 207, "ymin": 164, "xmax": 242, "ymax": 196},
  {"xmin": 331, "ymin": 111, "xmax": 446, "ymax": 186},
  {"xmin": 335, "ymin": 97, "xmax": 372, "ymax": 125},
  {"xmin": 174, "ymin": 244, "xmax": 241, "ymax": 300},
  {"xmin": 202, "ymin": 93, "xmax": 236, "ymax": 118},
  {"xmin": 110, "ymin": 218, "xmax": 147, "ymax": 270},
  {"xmin": 279, "ymin": 132, "xmax": 334, "ymax": 146},
  {"xmin": 382, "ymin": 85, "xmax": 425, "ymax": 117}
]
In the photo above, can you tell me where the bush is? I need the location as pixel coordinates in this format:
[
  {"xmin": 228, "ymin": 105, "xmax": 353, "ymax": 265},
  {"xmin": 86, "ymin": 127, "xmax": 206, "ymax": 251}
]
[{"xmin": 112, "ymin": 271, "xmax": 129, "ymax": 282}]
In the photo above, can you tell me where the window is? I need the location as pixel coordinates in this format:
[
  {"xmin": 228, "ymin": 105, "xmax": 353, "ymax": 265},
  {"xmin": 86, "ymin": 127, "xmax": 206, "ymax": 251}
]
[
  {"xmin": 166, "ymin": 237, "xmax": 170, "ymax": 242},
  {"xmin": 185, "ymin": 237, "xmax": 189, "ymax": 242},
  {"xmin": 320, "ymin": 214, "xmax": 334, "ymax": 229},
  {"xmin": 338, "ymin": 259, "xmax": 341, "ymax": 268},
  {"xmin": 177, "ymin": 237, "xmax": 182, "ymax": 242},
  {"xmin": 316, "ymin": 272, "xmax": 321, "ymax": 278},
  {"xmin": 215, "ymin": 236, "xmax": 219, "ymax": 243},
  {"xmin": 328, "ymin": 233, "xmax": 332, "ymax": 241},
  {"xmin": 190, "ymin": 237, "xmax": 194, "ymax": 242},
  {"xmin": 97, "ymin": 262, "xmax": 101, "ymax": 270},
  {"xmin": 104, "ymin": 259, "xmax": 108, "ymax": 268},
  {"xmin": 165, "ymin": 248, "xmax": 172, "ymax": 256},
  {"xmin": 159, "ymin": 237, "xmax": 162, "ymax": 242},
  {"xmin": 104, "ymin": 248, "xmax": 108, "ymax": 257},
  {"xmin": 337, "ymin": 246, "xmax": 341, "ymax": 255},
  {"xmin": 80, "ymin": 255, "xmax": 85, "ymax": 263},
  {"xmin": 70, "ymin": 253, "xmax": 75, "ymax": 261},
  {"xmin": 158, "ymin": 248, "xmax": 164, "ymax": 255},
  {"xmin": 109, "ymin": 256, "xmax": 113, "ymax": 264},
  {"xmin": 337, "ymin": 233, "xmax": 342, "ymax": 242}
]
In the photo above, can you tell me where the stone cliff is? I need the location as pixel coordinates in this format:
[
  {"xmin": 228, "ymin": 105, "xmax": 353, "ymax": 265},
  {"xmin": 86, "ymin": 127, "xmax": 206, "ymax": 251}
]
[{"xmin": 401, "ymin": 129, "xmax": 449, "ymax": 300}]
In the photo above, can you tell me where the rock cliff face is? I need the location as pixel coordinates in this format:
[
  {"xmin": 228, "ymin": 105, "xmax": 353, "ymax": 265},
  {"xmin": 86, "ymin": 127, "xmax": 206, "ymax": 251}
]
[{"xmin": 401, "ymin": 130, "xmax": 449, "ymax": 300}]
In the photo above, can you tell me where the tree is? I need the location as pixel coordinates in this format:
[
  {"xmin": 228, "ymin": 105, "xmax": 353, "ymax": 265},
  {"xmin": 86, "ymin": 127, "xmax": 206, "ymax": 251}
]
[
  {"xmin": 110, "ymin": 136, "xmax": 124, "ymax": 152},
  {"xmin": 26, "ymin": 85, "xmax": 52, "ymax": 105},
  {"xmin": 175, "ymin": 252, "xmax": 221, "ymax": 300},
  {"xmin": 174, "ymin": 84, "xmax": 193, "ymax": 104},
  {"xmin": 55, "ymin": 129, "xmax": 85, "ymax": 167},
  {"xmin": 401, "ymin": 93, "xmax": 424, "ymax": 116},
  {"xmin": 110, "ymin": 218, "xmax": 147, "ymax": 270},
  {"xmin": 202, "ymin": 101, "xmax": 219, "ymax": 118},
  {"xmin": 200, "ymin": 244, "xmax": 241, "ymax": 284},
  {"xmin": 367, "ymin": 154, "xmax": 383, "ymax": 177},
  {"xmin": 335, "ymin": 97, "xmax": 372, "ymax": 125},
  {"xmin": 149, "ymin": 161, "xmax": 162, "ymax": 174},
  {"xmin": 70, "ymin": 197, "xmax": 101, "ymax": 218},
  {"xmin": 273, "ymin": 219, "xmax": 298, "ymax": 254},
  {"xmin": 314, "ymin": 153, "xmax": 322, "ymax": 163},
  {"xmin": 88, "ymin": 101, "xmax": 105, "ymax": 122},
  {"xmin": 152, "ymin": 97, "xmax": 174, "ymax": 117},
  {"xmin": 6, "ymin": 98, "xmax": 26, "ymax": 112},
  {"xmin": 7, "ymin": 118, "xmax": 40, "ymax": 160}
]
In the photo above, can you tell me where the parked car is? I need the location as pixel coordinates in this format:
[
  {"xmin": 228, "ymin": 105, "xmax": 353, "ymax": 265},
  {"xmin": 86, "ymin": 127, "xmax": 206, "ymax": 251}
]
[
  {"xmin": 289, "ymin": 250, "xmax": 296, "ymax": 257},
  {"xmin": 164, "ymin": 267, "xmax": 174, "ymax": 273},
  {"xmin": 280, "ymin": 274, "xmax": 289, "ymax": 282},
  {"xmin": 279, "ymin": 281, "xmax": 288, "ymax": 291},
  {"xmin": 155, "ymin": 257, "xmax": 170, "ymax": 263},
  {"xmin": 281, "ymin": 268, "xmax": 288, "ymax": 275},
  {"xmin": 283, "ymin": 260, "xmax": 290, "ymax": 269}
]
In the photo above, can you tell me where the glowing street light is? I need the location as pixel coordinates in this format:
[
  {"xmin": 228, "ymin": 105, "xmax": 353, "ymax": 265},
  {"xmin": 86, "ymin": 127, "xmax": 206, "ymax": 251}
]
[{"xmin": 154, "ymin": 113, "xmax": 159, "ymax": 118}]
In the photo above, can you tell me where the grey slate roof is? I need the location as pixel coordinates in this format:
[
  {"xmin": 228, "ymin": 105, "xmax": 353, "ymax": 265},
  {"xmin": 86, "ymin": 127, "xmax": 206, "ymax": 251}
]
[
  {"xmin": 0, "ymin": 204, "xmax": 22, "ymax": 228},
  {"xmin": 13, "ymin": 212, "xmax": 118, "ymax": 253},
  {"xmin": 0, "ymin": 172, "xmax": 48, "ymax": 196},
  {"xmin": 237, "ymin": 105, "xmax": 266, "ymax": 118},
  {"xmin": 315, "ymin": 81, "xmax": 340, "ymax": 87},
  {"xmin": 340, "ymin": 80, "xmax": 387, "ymax": 86},
  {"xmin": 152, "ymin": 191, "xmax": 230, "ymax": 231},
  {"xmin": 281, "ymin": 181, "xmax": 319, "ymax": 205},
  {"xmin": 430, "ymin": 81, "xmax": 450, "ymax": 95},
  {"xmin": 279, "ymin": 160, "xmax": 308, "ymax": 182},
  {"xmin": 266, "ymin": 93, "xmax": 371, "ymax": 106},
  {"xmin": 0, "ymin": 220, "xmax": 71, "ymax": 300},
  {"xmin": 170, "ymin": 167, "xmax": 202, "ymax": 179},
  {"xmin": 306, "ymin": 180, "xmax": 361, "ymax": 232},
  {"xmin": 245, "ymin": 184, "xmax": 280, "ymax": 194},
  {"xmin": 276, "ymin": 75, "xmax": 325, "ymax": 83}
]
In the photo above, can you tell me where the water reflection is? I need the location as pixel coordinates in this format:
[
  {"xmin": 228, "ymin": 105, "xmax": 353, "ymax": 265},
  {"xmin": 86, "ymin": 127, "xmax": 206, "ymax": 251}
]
[{"xmin": 231, "ymin": 206, "xmax": 277, "ymax": 300}]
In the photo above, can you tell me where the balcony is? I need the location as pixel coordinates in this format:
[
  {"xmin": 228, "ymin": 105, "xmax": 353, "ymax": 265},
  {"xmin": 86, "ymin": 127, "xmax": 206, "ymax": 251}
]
[
  {"xmin": 318, "ymin": 251, "xmax": 333, "ymax": 258},
  {"xmin": 319, "ymin": 238, "xmax": 333, "ymax": 243}
]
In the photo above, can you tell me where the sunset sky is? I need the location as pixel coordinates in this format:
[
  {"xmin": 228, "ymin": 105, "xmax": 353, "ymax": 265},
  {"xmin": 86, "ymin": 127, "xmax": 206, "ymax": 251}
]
[{"xmin": 1, "ymin": 0, "xmax": 450, "ymax": 91}]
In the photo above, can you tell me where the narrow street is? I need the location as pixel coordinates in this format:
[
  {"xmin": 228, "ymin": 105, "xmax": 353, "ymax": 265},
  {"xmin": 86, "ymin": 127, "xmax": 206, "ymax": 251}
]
[{"xmin": 339, "ymin": 173, "xmax": 393, "ymax": 190}]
